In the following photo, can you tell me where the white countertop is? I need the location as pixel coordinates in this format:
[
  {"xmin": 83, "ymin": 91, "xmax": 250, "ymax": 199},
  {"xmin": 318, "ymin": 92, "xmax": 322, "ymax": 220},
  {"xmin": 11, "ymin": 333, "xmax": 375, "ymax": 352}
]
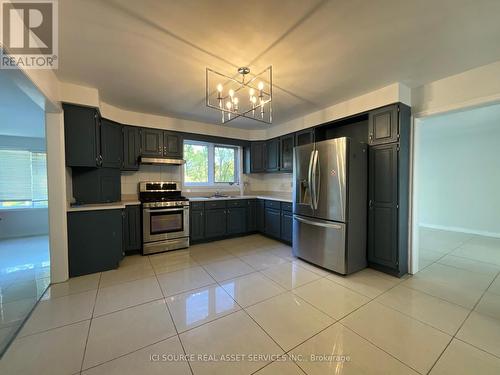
[
  {"xmin": 188, "ymin": 194, "xmax": 292, "ymax": 203},
  {"xmin": 67, "ymin": 200, "xmax": 141, "ymax": 212}
]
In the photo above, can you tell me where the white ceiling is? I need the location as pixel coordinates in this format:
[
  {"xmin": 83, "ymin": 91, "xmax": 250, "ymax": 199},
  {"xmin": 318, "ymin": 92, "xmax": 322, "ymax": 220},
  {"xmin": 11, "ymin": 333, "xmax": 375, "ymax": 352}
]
[
  {"xmin": 0, "ymin": 73, "xmax": 45, "ymax": 138},
  {"xmin": 57, "ymin": 0, "xmax": 500, "ymax": 129}
]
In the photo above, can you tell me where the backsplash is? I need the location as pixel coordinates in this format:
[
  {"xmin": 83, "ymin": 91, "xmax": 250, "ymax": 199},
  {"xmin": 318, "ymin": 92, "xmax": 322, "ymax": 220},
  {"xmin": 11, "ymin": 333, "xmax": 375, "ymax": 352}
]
[
  {"xmin": 243, "ymin": 173, "xmax": 293, "ymax": 193},
  {"xmin": 121, "ymin": 165, "xmax": 181, "ymax": 197}
]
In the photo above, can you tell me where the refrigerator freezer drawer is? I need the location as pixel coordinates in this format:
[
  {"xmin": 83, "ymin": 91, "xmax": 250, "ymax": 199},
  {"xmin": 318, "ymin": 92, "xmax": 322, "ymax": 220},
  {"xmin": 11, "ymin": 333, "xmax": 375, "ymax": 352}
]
[{"xmin": 292, "ymin": 215, "xmax": 347, "ymax": 274}]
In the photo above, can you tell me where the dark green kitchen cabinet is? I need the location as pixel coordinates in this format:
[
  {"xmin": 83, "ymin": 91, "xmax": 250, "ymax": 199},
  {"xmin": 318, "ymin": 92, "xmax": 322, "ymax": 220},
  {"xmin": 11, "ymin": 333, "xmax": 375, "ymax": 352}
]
[
  {"xmin": 257, "ymin": 199, "xmax": 265, "ymax": 232},
  {"xmin": 190, "ymin": 209, "xmax": 205, "ymax": 242},
  {"xmin": 251, "ymin": 142, "xmax": 266, "ymax": 172},
  {"xmin": 204, "ymin": 208, "xmax": 227, "ymax": 238},
  {"xmin": 100, "ymin": 119, "xmax": 123, "ymax": 168},
  {"xmin": 246, "ymin": 200, "xmax": 257, "ymax": 232},
  {"xmin": 140, "ymin": 128, "xmax": 183, "ymax": 159},
  {"xmin": 266, "ymin": 138, "xmax": 280, "ymax": 172},
  {"xmin": 280, "ymin": 210, "xmax": 293, "ymax": 243},
  {"xmin": 280, "ymin": 134, "xmax": 294, "ymax": 172},
  {"xmin": 367, "ymin": 103, "xmax": 410, "ymax": 277},
  {"xmin": 63, "ymin": 104, "xmax": 100, "ymax": 167},
  {"xmin": 68, "ymin": 209, "xmax": 123, "ymax": 277},
  {"xmin": 122, "ymin": 125, "xmax": 141, "ymax": 170},
  {"xmin": 164, "ymin": 131, "xmax": 183, "ymax": 159},
  {"xmin": 72, "ymin": 167, "xmax": 121, "ymax": 204},
  {"xmin": 368, "ymin": 104, "xmax": 399, "ymax": 145},
  {"xmin": 265, "ymin": 208, "xmax": 281, "ymax": 239},
  {"xmin": 227, "ymin": 207, "xmax": 247, "ymax": 235},
  {"xmin": 295, "ymin": 128, "xmax": 314, "ymax": 146},
  {"xmin": 123, "ymin": 205, "xmax": 142, "ymax": 252},
  {"xmin": 141, "ymin": 128, "xmax": 164, "ymax": 157}
]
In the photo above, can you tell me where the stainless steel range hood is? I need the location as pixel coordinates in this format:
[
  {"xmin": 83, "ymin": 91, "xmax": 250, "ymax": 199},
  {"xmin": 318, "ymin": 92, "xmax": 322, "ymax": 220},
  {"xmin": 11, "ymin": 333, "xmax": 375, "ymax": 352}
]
[{"xmin": 140, "ymin": 157, "xmax": 185, "ymax": 165}]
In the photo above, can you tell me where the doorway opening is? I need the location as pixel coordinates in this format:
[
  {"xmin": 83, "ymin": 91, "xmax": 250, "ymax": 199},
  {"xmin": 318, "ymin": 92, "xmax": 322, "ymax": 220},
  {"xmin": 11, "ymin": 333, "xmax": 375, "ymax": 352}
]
[{"xmin": 0, "ymin": 72, "xmax": 50, "ymax": 355}]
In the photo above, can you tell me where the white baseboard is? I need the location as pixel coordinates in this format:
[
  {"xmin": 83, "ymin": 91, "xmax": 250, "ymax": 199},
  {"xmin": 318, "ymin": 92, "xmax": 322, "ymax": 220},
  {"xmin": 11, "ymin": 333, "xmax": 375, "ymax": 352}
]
[{"xmin": 419, "ymin": 223, "xmax": 500, "ymax": 239}]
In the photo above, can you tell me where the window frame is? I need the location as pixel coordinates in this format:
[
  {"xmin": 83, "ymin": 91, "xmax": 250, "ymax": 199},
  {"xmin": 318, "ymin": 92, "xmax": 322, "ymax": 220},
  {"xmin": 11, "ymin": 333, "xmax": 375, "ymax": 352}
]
[{"xmin": 183, "ymin": 140, "xmax": 240, "ymax": 187}]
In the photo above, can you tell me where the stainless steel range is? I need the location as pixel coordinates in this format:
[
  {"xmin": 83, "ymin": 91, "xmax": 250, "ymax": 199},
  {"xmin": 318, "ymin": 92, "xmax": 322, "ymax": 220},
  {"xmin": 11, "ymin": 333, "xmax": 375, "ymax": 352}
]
[{"xmin": 139, "ymin": 181, "xmax": 189, "ymax": 255}]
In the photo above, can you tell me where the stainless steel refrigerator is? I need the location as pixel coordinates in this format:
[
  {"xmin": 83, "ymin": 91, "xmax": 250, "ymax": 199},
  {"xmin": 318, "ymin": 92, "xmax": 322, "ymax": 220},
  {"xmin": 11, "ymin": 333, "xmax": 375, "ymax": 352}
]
[{"xmin": 293, "ymin": 137, "xmax": 367, "ymax": 275}]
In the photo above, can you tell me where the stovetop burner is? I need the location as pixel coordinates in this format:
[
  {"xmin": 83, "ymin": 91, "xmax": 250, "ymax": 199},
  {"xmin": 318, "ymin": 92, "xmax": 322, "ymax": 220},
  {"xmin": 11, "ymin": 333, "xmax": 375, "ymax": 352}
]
[{"xmin": 138, "ymin": 181, "xmax": 186, "ymax": 204}]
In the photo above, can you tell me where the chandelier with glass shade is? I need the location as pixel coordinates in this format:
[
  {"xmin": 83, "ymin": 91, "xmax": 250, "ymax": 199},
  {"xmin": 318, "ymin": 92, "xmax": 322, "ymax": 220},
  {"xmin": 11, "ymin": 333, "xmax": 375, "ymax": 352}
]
[{"xmin": 206, "ymin": 66, "xmax": 272, "ymax": 124}]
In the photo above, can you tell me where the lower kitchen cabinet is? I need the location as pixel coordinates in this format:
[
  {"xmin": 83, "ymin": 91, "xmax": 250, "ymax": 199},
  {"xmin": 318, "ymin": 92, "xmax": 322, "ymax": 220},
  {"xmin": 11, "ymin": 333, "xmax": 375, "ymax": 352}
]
[
  {"xmin": 265, "ymin": 207, "xmax": 281, "ymax": 239},
  {"xmin": 280, "ymin": 210, "xmax": 293, "ymax": 243},
  {"xmin": 123, "ymin": 205, "xmax": 141, "ymax": 252},
  {"xmin": 189, "ymin": 198, "xmax": 292, "ymax": 244},
  {"xmin": 204, "ymin": 208, "xmax": 227, "ymax": 239},
  {"xmin": 68, "ymin": 209, "xmax": 123, "ymax": 277},
  {"xmin": 190, "ymin": 209, "xmax": 205, "ymax": 241},
  {"xmin": 247, "ymin": 200, "xmax": 257, "ymax": 232},
  {"xmin": 227, "ymin": 207, "xmax": 247, "ymax": 235}
]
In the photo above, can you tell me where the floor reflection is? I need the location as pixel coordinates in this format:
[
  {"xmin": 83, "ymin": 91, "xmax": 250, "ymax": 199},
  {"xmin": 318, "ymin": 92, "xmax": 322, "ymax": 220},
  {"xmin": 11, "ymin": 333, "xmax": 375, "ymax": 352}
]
[{"xmin": 0, "ymin": 235, "xmax": 50, "ymax": 356}]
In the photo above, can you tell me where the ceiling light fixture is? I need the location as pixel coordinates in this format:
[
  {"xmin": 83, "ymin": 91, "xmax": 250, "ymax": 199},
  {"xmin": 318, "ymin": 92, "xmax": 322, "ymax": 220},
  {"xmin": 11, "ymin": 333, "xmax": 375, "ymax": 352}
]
[{"xmin": 206, "ymin": 66, "xmax": 272, "ymax": 124}]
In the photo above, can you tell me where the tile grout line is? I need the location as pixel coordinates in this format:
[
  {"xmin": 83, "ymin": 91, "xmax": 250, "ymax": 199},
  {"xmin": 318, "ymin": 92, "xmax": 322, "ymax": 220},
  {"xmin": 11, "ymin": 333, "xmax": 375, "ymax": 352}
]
[
  {"xmin": 148, "ymin": 254, "xmax": 195, "ymax": 375},
  {"xmin": 425, "ymin": 269, "xmax": 500, "ymax": 374},
  {"xmin": 79, "ymin": 272, "xmax": 102, "ymax": 373}
]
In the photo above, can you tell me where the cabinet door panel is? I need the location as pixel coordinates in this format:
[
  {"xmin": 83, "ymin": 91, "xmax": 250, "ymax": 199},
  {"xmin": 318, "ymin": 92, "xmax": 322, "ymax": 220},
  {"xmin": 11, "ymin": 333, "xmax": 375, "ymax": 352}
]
[
  {"xmin": 368, "ymin": 143, "xmax": 399, "ymax": 270},
  {"xmin": 227, "ymin": 207, "xmax": 247, "ymax": 235},
  {"xmin": 257, "ymin": 200, "xmax": 265, "ymax": 232},
  {"xmin": 63, "ymin": 104, "xmax": 99, "ymax": 167},
  {"xmin": 205, "ymin": 209, "xmax": 227, "ymax": 238},
  {"xmin": 101, "ymin": 119, "xmax": 123, "ymax": 168},
  {"xmin": 265, "ymin": 208, "xmax": 281, "ymax": 238},
  {"xmin": 251, "ymin": 142, "xmax": 266, "ymax": 172},
  {"xmin": 266, "ymin": 138, "xmax": 280, "ymax": 172},
  {"xmin": 141, "ymin": 128, "xmax": 164, "ymax": 157},
  {"xmin": 124, "ymin": 205, "xmax": 141, "ymax": 252},
  {"xmin": 190, "ymin": 210, "xmax": 205, "ymax": 241},
  {"xmin": 368, "ymin": 105, "xmax": 399, "ymax": 145},
  {"xmin": 164, "ymin": 132, "xmax": 183, "ymax": 158},
  {"xmin": 295, "ymin": 129, "xmax": 314, "ymax": 147},
  {"xmin": 280, "ymin": 134, "xmax": 294, "ymax": 172},
  {"xmin": 247, "ymin": 200, "xmax": 257, "ymax": 232},
  {"xmin": 280, "ymin": 211, "xmax": 293, "ymax": 243},
  {"xmin": 123, "ymin": 126, "xmax": 141, "ymax": 170}
]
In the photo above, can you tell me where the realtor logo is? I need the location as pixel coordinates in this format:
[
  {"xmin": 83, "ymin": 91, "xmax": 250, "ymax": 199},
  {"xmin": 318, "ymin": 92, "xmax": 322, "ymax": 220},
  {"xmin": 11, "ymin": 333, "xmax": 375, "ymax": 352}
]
[{"xmin": 1, "ymin": 0, "xmax": 58, "ymax": 69}]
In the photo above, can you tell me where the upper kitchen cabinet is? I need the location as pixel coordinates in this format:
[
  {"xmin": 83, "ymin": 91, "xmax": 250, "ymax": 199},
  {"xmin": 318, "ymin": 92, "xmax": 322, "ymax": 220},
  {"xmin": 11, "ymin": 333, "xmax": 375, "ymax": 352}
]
[
  {"xmin": 63, "ymin": 104, "xmax": 123, "ymax": 169},
  {"xmin": 100, "ymin": 119, "xmax": 123, "ymax": 168},
  {"xmin": 295, "ymin": 128, "xmax": 314, "ymax": 146},
  {"xmin": 163, "ymin": 131, "xmax": 183, "ymax": 159},
  {"xmin": 122, "ymin": 125, "xmax": 141, "ymax": 170},
  {"xmin": 140, "ymin": 128, "xmax": 164, "ymax": 157},
  {"xmin": 63, "ymin": 103, "xmax": 100, "ymax": 167},
  {"xmin": 266, "ymin": 138, "xmax": 280, "ymax": 172},
  {"xmin": 280, "ymin": 134, "xmax": 294, "ymax": 172},
  {"xmin": 250, "ymin": 142, "xmax": 266, "ymax": 173},
  {"xmin": 368, "ymin": 104, "xmax": 399, "ymax": 145},
  {"xmin": 140, "ymin": 128, "xmax": 183, "ymax": 159}
]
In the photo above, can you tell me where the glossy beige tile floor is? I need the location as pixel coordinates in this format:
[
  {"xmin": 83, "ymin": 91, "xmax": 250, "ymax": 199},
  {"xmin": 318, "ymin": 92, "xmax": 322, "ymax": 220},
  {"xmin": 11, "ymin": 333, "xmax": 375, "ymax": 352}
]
[{"xmin": 1, "ymin": 230, "xmax": 500, "ymax": 374}]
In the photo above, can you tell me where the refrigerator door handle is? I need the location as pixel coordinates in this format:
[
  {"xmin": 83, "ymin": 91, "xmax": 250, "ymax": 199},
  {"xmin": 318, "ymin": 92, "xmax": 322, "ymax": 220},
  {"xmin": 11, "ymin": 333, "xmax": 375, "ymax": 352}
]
[
  {"xmin": 311, "ymin": 150, "xmax": 319, "ymax": 210},
  {"xmin": 307, "ymin": 150, "xmax": 315, "ymax": 210},
  {"xmin": 294, "ymin": 215, "xmax": 342, "ymax": 229},
  {"xmin": 313, "ymin": 150, "xmax": 320, "ymax": 210}
]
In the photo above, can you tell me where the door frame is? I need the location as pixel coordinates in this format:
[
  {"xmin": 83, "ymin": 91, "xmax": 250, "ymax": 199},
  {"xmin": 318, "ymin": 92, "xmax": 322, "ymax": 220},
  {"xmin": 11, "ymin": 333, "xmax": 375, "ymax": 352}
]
[{"xmin": 408, "ymin": 98, "xmax": 500, "ymax": 274}]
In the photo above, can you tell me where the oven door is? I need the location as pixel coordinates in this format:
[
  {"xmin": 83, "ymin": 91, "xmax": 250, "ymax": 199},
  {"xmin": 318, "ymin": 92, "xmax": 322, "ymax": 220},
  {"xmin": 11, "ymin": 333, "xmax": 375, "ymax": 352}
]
[{"xmin": 143, "ymin": 206, "xmax": 190, "ymax": 242}]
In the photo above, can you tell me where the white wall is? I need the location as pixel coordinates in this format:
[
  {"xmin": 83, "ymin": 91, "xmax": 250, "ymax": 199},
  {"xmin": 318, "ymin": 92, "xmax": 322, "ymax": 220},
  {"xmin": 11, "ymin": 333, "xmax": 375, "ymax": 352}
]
[
  {"xmin": 0, "ymin": 208, "xmax": 49, "ymax": 239},
  {"xmin": 121, "ymin": 165, "xmax": 181, "ymax": 198},
  {"xmin": 417, "ymin": 104, "xmax": 500, "ymax": 237}
]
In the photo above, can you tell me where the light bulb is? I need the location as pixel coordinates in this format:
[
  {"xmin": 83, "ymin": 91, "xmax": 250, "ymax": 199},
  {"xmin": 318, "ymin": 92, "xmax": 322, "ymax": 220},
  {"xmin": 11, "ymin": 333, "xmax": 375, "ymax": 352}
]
[
  {"xmin": 233, "ymin": 97, "xmax": 239, "ymax": 105},
  {"xmin": 249, "ymin": 88, "xmax": 255, "ymax": 96},
  {"xmin": 226, "ymin": 101, "xmax": 232, "ymax": 109},
  {"xmin": 258, "ymin": 81, "xmax": 264, "ymax": 91},
  {"xmin": 229, "ymin": 89, "xmax": 234, "ymax": 97},
  {"xmin": 251, "ymin": 96, "xmax": 257, "ymax": 104},
  {"xmin": 217, "ymin": 83, "xmax": 223, "ymax": 93}
]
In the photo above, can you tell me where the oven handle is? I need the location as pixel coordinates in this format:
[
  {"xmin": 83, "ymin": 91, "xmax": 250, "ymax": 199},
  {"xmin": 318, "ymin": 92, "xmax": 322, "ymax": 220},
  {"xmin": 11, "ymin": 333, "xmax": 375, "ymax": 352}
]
[{"xmin": 143, "ymin": 207, "xmax": 189, "ymax": 213}]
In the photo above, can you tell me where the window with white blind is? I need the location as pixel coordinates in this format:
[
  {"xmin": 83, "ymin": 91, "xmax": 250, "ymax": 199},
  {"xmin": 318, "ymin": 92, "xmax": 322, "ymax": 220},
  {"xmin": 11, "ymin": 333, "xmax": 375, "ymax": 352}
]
[{"xmin": 0, "ymin": 150, "xmax": 48, "ymax": 209}]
